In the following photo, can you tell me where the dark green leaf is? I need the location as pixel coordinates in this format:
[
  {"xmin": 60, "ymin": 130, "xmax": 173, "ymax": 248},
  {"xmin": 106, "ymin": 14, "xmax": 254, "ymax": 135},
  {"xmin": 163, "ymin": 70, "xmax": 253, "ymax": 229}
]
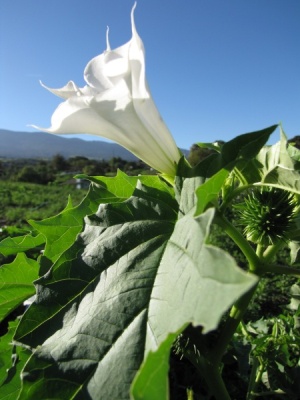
[
  {"xmin": 0, "ymin": 320, "xmax": 31, "ymax": 400},
  {"xmin": 220, "ymin": 124, "xmax": 277, "ymax": 166}
]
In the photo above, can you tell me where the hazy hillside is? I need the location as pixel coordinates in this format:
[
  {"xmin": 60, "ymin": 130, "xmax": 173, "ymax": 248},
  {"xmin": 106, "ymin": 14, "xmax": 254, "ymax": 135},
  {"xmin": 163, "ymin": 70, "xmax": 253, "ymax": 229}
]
[
  {"xmin": 0, "ymin": 129, "xmax": 139, "ymax": 160},
  {"xmin": 0, "ymin": 129, "xmax": 189, "ymax": 161}
]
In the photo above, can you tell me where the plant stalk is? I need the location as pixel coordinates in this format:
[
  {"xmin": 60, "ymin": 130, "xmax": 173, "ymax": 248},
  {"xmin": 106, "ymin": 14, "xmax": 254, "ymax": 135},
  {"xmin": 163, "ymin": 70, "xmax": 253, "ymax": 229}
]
[
  {"xmin": 247, "ymin": 357, "xmax": 266, "ymax": 400},
  {"xmin": 261, "ymin": 263, "xmax": 300, "ymax": 278},
  {"xmin": 214, "ymin": 212, "xmax": 262, "ymax": 273},
  {"xmin": 195, "ymin": 357, "xmax": 231, "ymax": 400},
  {"xmin": 262, "ymin": 241, "xmax": 285, "ymax": 262}
]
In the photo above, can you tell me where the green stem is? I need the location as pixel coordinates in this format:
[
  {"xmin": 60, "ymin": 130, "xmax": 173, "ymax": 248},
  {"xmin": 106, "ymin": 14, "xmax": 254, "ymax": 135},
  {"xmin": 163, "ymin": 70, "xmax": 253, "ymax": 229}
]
[
  {"xmin": 197, "ymin": 358, "xmax": 231, "ymax": 400},
  {"xmin": 182, "ymin": 326, "xmax": 231, "ymax": 399},
  {"xmin": 220, "ymin": 183, "xmax": 253, "ymax": 212},
  {"xmin": 262, "ymin": 241, "xmax": 285, "ymax": 262},
  {"xmin": 214, "ymin": 212, "xmax": 262, "ymax": 273},
  {"xmin": 246, "ymin": 357, "xmax": 260, "ymax": 400},
  {"xmin": 247, "ymin": 357, "xmax": 266, "ymax": 400},
  {"xmin": 256, "ymin": 244, "xmax": 265, "ymax": 259},
  {"xmin": 262, "ymin": 263, "xmax": 300, "ymax": 278}
]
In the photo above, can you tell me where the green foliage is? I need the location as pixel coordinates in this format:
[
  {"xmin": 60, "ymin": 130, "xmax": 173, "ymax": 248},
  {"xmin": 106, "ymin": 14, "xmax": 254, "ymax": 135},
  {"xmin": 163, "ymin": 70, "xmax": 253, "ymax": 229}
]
[
  {"xmin": 0, "ymin": 253, "xmax": 38, "ymax": 323},
  {"xmin": 0, "ymin": 155, "xmax": 151, "ymax": 185},
  {"xmin": 1, "ymin": 125, "xmax": 300, "ymax": 399},
  {"xmin": 0, "ymin": 320, "xmax": 31, "ymax": 399},
  {"xmin": 0, "ymin": 181, "xmax": 87, "ymax": 226}
]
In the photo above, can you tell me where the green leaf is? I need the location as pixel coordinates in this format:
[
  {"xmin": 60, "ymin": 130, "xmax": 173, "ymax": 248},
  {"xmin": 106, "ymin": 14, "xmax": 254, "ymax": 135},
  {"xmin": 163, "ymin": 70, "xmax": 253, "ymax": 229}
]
[
  {"xmin": 194, "ymin": 168, "xmax": 229, "ymax": 215},
  {"xmin": 15, "ymin": 180, "xmax": 177, "ymax": 400},
  {"xmin": 220, "ymin": 124, "xmax": 277, "ymax": 166},
  {"xmin": 178, "ymin": 126, "xmax": 276, "ymax": 182},
  {"xmin": 14, "ymin": 177, "xmax": 256, "ymax": 399},
  {"xmin": 28, "ymin": 182, "xmax": 114, "ymax": 265},
  {"xmin": 132, "ymin": 179, "xmax": 257, "ymax": 399},
  {"xmin": 0, "ymin": 233, "xmax": 45, "ymax": 257},
  {"xmin": 239, "ymin": 128, "xmax": 300, "ymax": 194},
  {"xmin": 289, "ymin": 241, "xmax": 300, "ymax": 265},
  {"xmin": 176, "ymin": 126, "xmax": 276, "ymax": 214},
  {"xmin": 196, "ymin": 142, "xmax": 222, "ymax": 152},
  {"xmin": 144, "ymin": 207, "xmax": 257, "ymax": 348},
  {"xmin": 0, "ymin": 253, "xmax": 38, "ymax": 323},
  {"xmin": 29, "ymin": 172, "xmax": 172, "ymax": 266},
  {"xmin": 287, "ymin": 284, "xmax": 300, "ymax": 311},
  {"xmin": 0, "ymin": 320, "xmax": 30, "ymax": 400},
  {"xmin": 131, "ymin": 332, "xmax": 178, "ymax": 400},
  {"xmin": 0, "ymin": 321, "xmax": 17, "ymax": 386},
  {"xmin": 76, "ymin": 170, "xmax": 174, "ymax": 201}
]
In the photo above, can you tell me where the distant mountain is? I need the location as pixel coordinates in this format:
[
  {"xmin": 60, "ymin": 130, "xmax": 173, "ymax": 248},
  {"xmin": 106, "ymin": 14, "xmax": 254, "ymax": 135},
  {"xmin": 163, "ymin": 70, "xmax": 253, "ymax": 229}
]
[{"xmin": 0, "ymin": 129, "xmax": 188, "ymax": 161}]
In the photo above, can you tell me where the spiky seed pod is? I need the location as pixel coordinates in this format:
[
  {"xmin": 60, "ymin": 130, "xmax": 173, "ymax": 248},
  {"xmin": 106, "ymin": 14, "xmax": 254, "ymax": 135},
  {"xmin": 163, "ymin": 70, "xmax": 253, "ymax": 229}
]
[{"xmin": 236, "ymin": 188, "xmax": 297, "ymax": 246}]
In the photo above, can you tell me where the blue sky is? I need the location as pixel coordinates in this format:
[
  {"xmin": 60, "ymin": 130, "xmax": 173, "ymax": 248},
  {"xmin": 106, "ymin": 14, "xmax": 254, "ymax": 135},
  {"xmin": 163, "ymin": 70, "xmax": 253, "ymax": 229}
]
[{"xmin": 0, "ymin": 0, "xmax": 299, "ymax": 150}]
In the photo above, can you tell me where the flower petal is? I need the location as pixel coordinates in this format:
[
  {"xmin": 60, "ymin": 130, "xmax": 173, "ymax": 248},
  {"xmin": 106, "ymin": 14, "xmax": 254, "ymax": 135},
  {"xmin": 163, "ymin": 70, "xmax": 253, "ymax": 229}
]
[{"xmin": 40, "ymin": 80, "xmax": 96, "ymax": 99}]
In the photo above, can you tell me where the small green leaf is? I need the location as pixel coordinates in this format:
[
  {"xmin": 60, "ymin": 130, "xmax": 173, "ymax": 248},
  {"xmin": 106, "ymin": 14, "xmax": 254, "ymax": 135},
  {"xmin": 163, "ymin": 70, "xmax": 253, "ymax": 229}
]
[
  {"xmin": 289, "ymin": 241, "xmax": 300, "ymax": 265},
  {"xmin": 0, "ymin": 253, "xmax": 38, "ymax": 323},
  {"xmin": 239, "ymin": 128, "xmax": 300, "ymax": 194},
  {"xmin": 195, "ymin": 169, "xmax": 229, "ymax": 215},
  {"xmin": 76, "ymin": 170, "xmax": 140, "ymax": 202},
  {"xmin": 29, "ymin": 183, "xmax": 109, "ymax": 263},
  {"xmin": 0, "ymin": 233, "xmax": 45, "ymax": 257},
  {"xmin": 131, "ymin": 332, "xmax": 178, "ymax": 400},
  {"xmin": 77, "ymin": 170, "xmax": 174, "ymax": 201},
  {"xmin": 196, "ymin": 142, "xmax": 222, "ymax": 152}
]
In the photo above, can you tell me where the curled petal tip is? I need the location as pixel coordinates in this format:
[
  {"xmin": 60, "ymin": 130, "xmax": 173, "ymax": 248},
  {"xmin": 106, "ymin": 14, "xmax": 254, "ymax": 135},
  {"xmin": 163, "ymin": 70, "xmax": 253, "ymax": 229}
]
[
  {"xmin": 29, "ymin": 124, "xmax": 44, "ymax": 132},
  {"xmin": 131, "ymin": 2, "xmax": 137, "ymax": 33},
  {"xmin": 106, "ymin": 26, "xmax": 111, "ymax": 51}
]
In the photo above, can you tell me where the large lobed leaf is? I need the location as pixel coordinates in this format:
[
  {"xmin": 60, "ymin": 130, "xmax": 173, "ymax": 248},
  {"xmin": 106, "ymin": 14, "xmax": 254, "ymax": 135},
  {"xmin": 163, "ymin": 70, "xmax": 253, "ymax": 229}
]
[
  {"xmin": 13, "ymin": 176, "xmax": 256, "ymax": 399},
  {"xmin": 15, "ymin": 179, "xmax": 177, "ymax": 399},
  {"xmin": 131, "ymin": 178, "xmax": 257, "ymax": 399}
]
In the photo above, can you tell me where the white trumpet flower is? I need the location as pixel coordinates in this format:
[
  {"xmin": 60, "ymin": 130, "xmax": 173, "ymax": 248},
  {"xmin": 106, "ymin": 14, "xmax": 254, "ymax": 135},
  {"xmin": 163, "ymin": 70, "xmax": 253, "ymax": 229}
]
[{"xmin": 34, "ymin": 3, "xmax": 181, "ymax": 176}]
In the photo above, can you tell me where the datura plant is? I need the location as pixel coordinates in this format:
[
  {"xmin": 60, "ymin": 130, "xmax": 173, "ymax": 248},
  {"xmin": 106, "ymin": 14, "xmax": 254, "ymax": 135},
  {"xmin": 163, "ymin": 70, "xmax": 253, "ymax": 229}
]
[{"xmin": 1, "ymin": 4, "xmax": 300, "ymax": 400}]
